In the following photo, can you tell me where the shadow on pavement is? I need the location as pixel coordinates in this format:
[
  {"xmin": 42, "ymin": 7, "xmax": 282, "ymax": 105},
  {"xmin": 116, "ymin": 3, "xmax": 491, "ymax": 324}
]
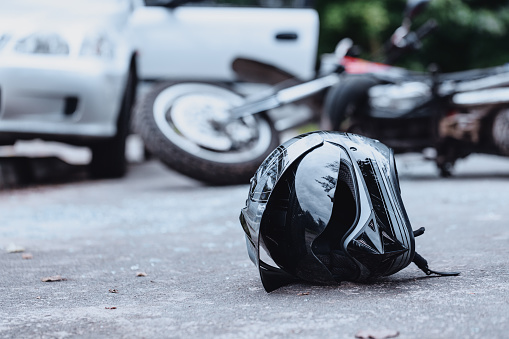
[
  {"xmin": 0, "ymin": 156, "xmax": 89, "ymax": 189},
  {"xmin": 2, "ymin": 151, "xmax": 508, "ymax": 189},
  {"xmin": 396, "ymin": 153, "xmax": 509, "ymax": 181},
  {"xmin": 400, "ymin": 172, "xmax": 509, "ymax": 181}
]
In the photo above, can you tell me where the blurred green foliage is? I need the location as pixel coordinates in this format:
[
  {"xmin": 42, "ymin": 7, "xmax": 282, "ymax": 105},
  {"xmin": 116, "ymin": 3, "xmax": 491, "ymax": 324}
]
[{"xmin": 314, "ymin": 0, "xmax": 509, "ymax": 72}]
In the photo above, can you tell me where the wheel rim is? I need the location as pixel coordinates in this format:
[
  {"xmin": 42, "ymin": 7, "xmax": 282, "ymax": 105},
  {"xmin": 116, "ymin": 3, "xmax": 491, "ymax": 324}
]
[{"xmin": 152, "ymin": 83, "xmax": 274, "ymax": 164}]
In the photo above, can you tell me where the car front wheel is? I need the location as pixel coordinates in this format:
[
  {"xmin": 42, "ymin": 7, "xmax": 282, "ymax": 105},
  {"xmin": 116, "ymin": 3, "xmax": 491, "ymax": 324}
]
[{"xmin": 89, "ymin": 66, "xmax": 136, "ymax": 179}]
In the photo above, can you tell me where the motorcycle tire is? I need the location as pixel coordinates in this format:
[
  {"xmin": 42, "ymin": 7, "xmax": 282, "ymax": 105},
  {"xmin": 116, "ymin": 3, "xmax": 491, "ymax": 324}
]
[
  {"xmin": 134, "ymin": 81, "xmax": 280, "ymax": 185},
  {"xmin": 323, "ymin": 75, "xmax": 379, "ymax": 131},
  {"xmin": 492, "ymin": 108, "xmax": 509, "ymax": 156}
]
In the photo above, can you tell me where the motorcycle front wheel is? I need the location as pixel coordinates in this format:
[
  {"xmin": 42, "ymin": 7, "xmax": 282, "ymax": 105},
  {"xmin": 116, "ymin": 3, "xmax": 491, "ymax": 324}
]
[{"xmin": 134, "ymin": 81, "xmax": 280, "ymax": 185}]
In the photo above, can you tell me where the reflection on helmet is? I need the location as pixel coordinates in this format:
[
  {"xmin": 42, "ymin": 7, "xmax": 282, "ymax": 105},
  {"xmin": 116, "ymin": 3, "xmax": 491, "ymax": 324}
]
[{"xmin": 240, "ymin": 131, "xmax": 458, "ymax": 292}]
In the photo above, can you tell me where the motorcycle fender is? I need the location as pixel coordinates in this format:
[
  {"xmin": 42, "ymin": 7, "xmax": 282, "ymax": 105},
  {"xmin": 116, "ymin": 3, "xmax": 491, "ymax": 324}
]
[
  {"xmin": 232, "ymin": 57, "xmax": 325, "ymax": 123},
  {"xmin": 232, "ymin": 57, "xmax": 300, "ymax": 85}
]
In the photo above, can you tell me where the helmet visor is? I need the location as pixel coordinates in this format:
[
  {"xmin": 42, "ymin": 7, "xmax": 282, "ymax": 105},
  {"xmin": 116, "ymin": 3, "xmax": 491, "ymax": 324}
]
[
  {"xmin": 258, "ymin": 141, "xmax": 352, "ymax": 291},
  {"xmin": 240, "ymin": 133, "xmax": 324, "ymax": 265},
  {"xmin": 240, "ymin": 133, "xmax": 327, "ymax": 291}
]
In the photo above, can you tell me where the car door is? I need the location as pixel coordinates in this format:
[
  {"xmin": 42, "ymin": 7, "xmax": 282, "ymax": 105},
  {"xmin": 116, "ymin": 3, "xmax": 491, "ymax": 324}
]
[{"xmin": 129, "ymin": 4, "xmax": 319, "ymax": 81}]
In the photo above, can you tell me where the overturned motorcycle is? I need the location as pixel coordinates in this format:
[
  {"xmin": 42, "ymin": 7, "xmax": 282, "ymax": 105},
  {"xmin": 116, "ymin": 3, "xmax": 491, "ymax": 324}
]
[
  {"xmin": 134, "ymin": 0, "xmax": 509, "ymax": 183},
  {"xmin": 133, "ymin": 0, "xmax": 435, "ymax": 185}
]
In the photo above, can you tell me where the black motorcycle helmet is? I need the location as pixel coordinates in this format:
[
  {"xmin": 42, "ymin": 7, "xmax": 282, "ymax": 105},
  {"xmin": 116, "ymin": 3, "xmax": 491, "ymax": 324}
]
[{"xmin": 240, "ymin": 131, "xmax": 458, "ymax": 292}]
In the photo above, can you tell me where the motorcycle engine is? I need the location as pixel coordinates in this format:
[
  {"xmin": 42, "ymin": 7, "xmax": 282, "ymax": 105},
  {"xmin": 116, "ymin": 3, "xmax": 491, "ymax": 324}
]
[{"xmin": 369, "ymin": 81, "xmax": 431, "ymax": 115}]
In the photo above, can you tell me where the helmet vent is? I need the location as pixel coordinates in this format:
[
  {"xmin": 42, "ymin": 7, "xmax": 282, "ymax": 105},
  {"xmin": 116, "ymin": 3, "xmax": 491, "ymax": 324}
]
[
  {"xmin": 382, "ymin": 230, "xmax": 394, "ymax": 242},
  {"xmin": 356, "ymin": 238, "xmax": 376, "ymax": 253},
  {"xmin": 368, "ymin": 220, "xmax": 376, "ymax": 232}
]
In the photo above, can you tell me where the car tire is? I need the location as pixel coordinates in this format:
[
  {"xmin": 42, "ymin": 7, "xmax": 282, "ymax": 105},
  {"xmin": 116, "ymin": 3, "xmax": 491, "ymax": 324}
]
[
  {"xmin": 492, "ymin": 108, "xmax": 509, "ymax": 156},
  {"xmin": 90, "ymin": 66, "xmax": 136, "ymax": 179}
]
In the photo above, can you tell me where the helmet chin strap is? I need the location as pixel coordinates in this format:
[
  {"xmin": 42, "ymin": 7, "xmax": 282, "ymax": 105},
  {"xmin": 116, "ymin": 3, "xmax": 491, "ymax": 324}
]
[
  {"xmin": 413, "ymin": 227, "xmax": 426, "ymax": 237},
  {"xmin": 412, "ymin": 227, "xmax": 461, "ymax": 277}
]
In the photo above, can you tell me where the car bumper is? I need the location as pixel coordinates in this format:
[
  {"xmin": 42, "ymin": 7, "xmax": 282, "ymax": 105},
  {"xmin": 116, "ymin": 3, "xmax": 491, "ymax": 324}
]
[{"xmin": 0, "ymin": 56, "xmax": 127, "ymax": 143}]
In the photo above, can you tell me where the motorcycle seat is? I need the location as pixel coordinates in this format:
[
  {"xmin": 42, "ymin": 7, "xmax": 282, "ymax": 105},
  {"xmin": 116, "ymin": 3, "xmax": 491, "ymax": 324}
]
[{"xmin": 438, "ymin": 64, "xmax": 509, "ymax": 82}]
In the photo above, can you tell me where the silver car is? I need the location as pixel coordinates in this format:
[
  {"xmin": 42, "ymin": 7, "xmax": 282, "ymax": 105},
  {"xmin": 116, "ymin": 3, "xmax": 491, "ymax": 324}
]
[{"xmin": 0, "ymin": 0, "xmax": 140, "ymax": 178}]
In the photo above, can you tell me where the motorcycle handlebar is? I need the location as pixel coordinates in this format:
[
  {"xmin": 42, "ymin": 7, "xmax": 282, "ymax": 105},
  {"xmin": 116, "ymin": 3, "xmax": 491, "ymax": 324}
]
[
  {"xmin": 401, "ymin": 19, "xmax": 438, "ymax": 50},
  {"xmin": 384, "ymin": 18, "xmax": 438, "ymax": 64},
  {"xmin": 415, "ymin": 19, "xmax": 438, "ymax": 41}
]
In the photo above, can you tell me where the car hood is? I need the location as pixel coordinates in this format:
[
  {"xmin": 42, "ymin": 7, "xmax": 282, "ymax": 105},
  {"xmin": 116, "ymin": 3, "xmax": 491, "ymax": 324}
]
[{"xmin": 0, "ymin": 0, "xmax": 132, "ymax": 35}]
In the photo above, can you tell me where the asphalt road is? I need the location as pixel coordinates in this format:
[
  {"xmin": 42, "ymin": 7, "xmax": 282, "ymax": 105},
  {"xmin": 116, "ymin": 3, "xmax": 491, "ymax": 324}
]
[{"xmin": 0, "ymin": 150, "xmax": 508, "ymax": 339}]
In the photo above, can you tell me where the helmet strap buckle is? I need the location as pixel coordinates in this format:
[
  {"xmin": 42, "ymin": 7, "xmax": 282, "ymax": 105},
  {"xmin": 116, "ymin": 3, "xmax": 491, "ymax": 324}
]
[{"xmin": 413, "ymin": 252, "xmax": 460, "ymax": 277}]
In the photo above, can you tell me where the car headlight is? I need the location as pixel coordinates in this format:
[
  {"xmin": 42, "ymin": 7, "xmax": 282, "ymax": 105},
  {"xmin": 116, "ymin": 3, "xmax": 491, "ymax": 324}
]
[
  {"xmin": 80, "ymin": 32, "xmax": 115, "ymax": 59},
  {"xmin": 15, "ymin": 32, "xmax": 69, "ymax": 55}
]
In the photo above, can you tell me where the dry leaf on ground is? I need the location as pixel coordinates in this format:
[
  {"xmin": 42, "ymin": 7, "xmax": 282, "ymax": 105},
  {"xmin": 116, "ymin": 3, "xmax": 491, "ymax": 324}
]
[
  {"xmin": 41, "ymin": 275, "xmax": 67, "ymax": 282},
  {"xmin": 355, "ymin": 329, "xmax": 400, "ymax": 339}
]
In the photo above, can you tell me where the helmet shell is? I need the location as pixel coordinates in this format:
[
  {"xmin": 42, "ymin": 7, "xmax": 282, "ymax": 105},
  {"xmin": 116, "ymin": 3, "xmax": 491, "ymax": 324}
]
[{"xmin": 240, "ymin": 131, "xmax": 415, "ymax": 292}]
